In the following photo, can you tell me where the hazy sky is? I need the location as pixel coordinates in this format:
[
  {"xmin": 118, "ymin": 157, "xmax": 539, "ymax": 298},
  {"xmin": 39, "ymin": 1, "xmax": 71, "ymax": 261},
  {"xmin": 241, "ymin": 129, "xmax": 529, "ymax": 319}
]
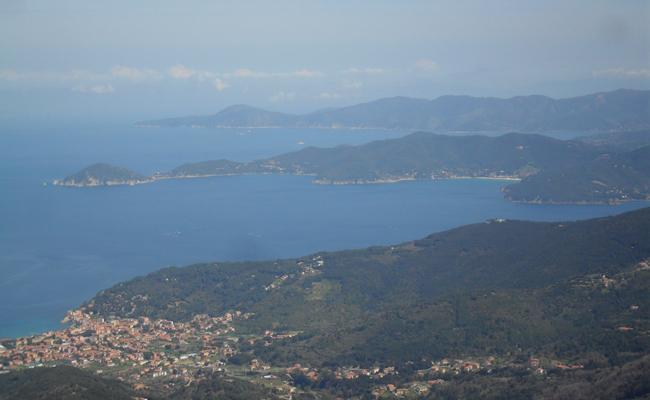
[{"xmin": 1, "ymin": 0, "xmax": 649, "ymax": 122}]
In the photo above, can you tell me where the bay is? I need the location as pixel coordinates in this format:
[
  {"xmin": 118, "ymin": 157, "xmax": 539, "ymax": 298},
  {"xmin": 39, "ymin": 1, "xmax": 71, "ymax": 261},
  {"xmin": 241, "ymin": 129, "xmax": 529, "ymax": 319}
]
[{"xmin": 0, "ymin": 125, "xmax": 645, "ymax": 339}]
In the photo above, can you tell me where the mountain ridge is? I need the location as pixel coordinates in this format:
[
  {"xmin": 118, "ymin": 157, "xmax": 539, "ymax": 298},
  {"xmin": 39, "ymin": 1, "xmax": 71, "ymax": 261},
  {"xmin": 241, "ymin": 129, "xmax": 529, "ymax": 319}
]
[{"xmin": 135, "ymin": 89, "xmax": 650, "ymax": 132}]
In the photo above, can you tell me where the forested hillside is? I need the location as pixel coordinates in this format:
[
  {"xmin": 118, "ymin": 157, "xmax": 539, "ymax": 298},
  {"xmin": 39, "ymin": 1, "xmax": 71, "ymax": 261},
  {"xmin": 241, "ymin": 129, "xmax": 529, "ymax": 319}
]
[
  {"xmin": 156, "ymin": 132, "xmax": 604, "ymax": 183},
  {"xmin": 87, "ymin": 208, "xmax": 650, "ymax": 365},
  {"xmin": 504, "ymin": 146, "xmax": 650, "ymax": 204},
  {"xmin": 5, "ymin": 208, "xmax": 650, "ymax": 399}
]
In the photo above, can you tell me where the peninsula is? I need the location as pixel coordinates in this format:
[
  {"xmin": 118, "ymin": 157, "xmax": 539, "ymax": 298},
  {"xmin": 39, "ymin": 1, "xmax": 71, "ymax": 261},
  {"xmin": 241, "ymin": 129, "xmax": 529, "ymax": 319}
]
[{"xmin": 54, "ymin": 131, "xmax": 650, "ymax": 204}]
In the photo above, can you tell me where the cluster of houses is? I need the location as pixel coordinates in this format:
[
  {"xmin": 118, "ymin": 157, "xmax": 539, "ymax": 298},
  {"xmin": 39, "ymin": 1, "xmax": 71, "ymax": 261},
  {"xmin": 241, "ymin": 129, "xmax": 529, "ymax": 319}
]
[
  {"xmin": 299, "ymin": 256, "xmax": 324, "ymax": 273},
  {"xmin": 264, "ymin": 274, "xmax": 292, "ymax": 291},
  {"xmin": 571, "ymin": 273, "xmax": 620, "ymax": 289},
  {"xmin": 555, "ymin": 364, "xmax": 584, "ymax": 371},
  {"xmin": 0, "ymin": 308, "xmax": 252, "ymax": 379},
  {"xmin": 572, "ymin": 260, "xmax": 650, "ymax": 291},
  {"xmin": 429, "ymin": 356, "xmax": 579, "ymax": 375},
  {"xmin": 372, "ymin": 380, "xmax": 444, "ymax": 397},
  {"xmin": 427, "ymin": 357, "xmax": 494, "ymax": 374},
  {"xmin": 4, "ymin": 255, "xmax": 623, "ymax": 394},
  {"xmin": 283, "ymin": 364, "xmax": 398, "ymax": 381},
  {"xmin": 263, "ymin": 257, "xmax": 323, "ymax": 291},
  {"xmin": 2, "ymin": 308, "xmax": 596, "ymax": 399},
  {"xmin": 246, "ymin": 330, "xmax": 300, "ymax": 349}
]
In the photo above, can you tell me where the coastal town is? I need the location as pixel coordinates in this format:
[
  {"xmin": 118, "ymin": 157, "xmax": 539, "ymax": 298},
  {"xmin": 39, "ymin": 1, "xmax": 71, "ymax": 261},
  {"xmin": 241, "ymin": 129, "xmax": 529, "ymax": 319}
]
[
  {"xmin": 0, "ymin": 308, "xmax": 253, "ymax": 379},
  {"xmin": 1, "ymin": 304, "xmax": 581, "ymax": 397},
  {"xmin": 3, "ymin": 262, "xmax": 646, "ymax": 398},
  {"xmin": 3, "ymin": 259, "xmax": 647, "ymax": 398}
]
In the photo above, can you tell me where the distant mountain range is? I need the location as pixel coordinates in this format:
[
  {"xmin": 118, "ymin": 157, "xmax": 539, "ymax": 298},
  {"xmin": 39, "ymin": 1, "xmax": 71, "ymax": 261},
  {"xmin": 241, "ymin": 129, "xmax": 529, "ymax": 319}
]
[{"xmin": 135, "ymin": 89, "xmax": 650, "ymax": 132}]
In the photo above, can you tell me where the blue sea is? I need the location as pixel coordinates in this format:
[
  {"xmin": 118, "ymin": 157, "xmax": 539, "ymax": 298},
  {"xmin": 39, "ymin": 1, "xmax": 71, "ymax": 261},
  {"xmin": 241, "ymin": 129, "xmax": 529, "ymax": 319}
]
[{"xmin": 1, "ymin": 123, "xmax": 647, "ymax": 339}]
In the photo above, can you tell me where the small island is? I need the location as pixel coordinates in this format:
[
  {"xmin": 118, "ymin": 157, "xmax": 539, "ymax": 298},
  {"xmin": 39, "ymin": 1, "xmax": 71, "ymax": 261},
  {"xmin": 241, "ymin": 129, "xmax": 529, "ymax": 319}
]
[{"xmin": 53, "ymin": 163, "xmax": 154, "ymax": 187}]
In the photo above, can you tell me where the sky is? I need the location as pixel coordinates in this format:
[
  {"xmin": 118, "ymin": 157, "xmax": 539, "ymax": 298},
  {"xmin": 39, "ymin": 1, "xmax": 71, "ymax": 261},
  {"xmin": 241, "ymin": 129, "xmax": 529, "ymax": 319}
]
[{"xmin": 1, "ymin": 0, "xmax": 649, "ymax": 124}]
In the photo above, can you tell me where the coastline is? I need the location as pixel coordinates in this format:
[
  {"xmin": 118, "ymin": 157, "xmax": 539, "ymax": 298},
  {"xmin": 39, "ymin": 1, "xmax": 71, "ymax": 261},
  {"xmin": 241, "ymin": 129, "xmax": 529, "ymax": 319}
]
[
  {"xmin": 56, "ymin": 172, "xmax": 524, "ymax": 188},
  {"xmin": 505, "ymin": 197, "xmax": 650, "ymax": 206},
  {"xmin": 313, "ymin": 175, "xmax": 522, "ymax": 185},
  {"xmin": 132, "ymin": 124, "xmax": 606, "ymax": 135},
  {"xmin": 52, "ymin": 170, "xmax": 646, "ymax": 206},
  {"xmin": 53, "ymin": 179, "xmax": 154, "ymax": 187}
]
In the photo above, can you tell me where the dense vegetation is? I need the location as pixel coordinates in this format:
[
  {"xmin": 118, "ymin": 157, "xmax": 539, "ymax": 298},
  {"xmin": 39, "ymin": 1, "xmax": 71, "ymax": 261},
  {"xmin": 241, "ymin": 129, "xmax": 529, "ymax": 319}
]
[
  {"xmin": 157, "ymin": 132, "xmax": 604, "ymax": 183},
  {"xmin": 164, "ymin": 371, "xmax": 280, "ymax": 400},
  {"xmin": 574, "ymin": 129, "xmax": 650, "ymax": 151},
  {"xmin": 0, "ymin": 366, "xmax": 279, "ymax": 400},
  {"xmin": 0, "ymin": 365, "xmax": 140, "ymax": 400},
  {"xmin": 504, "ymin": 146, "xmax": 650, "ymax": 204},
  {"xmin": 288, "ymin": 355, "xmax": 650, "ymax": 400},
  {"xmin": 87, "ymin": 208, "xmax": 650, "ymax": 364},
  {"xmin": 156, "ymin": 131, "xmax": 649, "ymax": 203},
  {"xmin": 254, "ymin": 269, "xmax": 650, "ymax": 366},
  {"xmin": 136, "ymin": 89, "xmax": 650, "ymax": 131},
  {"xmin": 418, "ymin": 355, "xmax": 650, "ymax": 400}
]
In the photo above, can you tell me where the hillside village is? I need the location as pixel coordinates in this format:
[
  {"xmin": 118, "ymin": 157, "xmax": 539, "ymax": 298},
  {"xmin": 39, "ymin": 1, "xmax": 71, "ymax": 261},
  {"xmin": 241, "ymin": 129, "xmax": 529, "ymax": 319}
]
[
  {"xmin": 0, "ymin": 304, "xmax": 548, "ymax": 398},
  {"xmin": 2, "ymin": 260, "xmax": 648, "ymax": 398},
  {"xmin": 0, "ymin": 303, "xmax": 602, "ymax": 397}
]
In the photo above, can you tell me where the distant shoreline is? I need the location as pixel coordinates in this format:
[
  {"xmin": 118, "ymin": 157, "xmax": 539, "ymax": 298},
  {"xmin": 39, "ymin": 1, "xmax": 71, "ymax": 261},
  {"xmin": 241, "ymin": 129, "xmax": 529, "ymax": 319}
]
[
  {"xmin": 56, "ymin": 173, "xmax": 523, "ymax": 187},
  {"xmin": 133, "ymin": 124, "xmax": 608, "ymax": 135},
  {"xmin": 53, "ymin": 172, "xmax": 650, "ymax": 206}
]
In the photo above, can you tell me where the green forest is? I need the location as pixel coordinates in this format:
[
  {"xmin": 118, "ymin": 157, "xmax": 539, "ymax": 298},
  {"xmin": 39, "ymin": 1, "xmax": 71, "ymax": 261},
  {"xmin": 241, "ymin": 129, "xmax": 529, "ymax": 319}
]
[{"xmin": 86, "ymin": 208, "xmax": 650, "ymax": 365}]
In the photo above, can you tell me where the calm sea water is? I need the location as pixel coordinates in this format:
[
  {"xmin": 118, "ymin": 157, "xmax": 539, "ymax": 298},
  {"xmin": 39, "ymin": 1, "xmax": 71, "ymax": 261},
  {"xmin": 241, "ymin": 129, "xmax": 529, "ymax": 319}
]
[{"xmin": 1, "ymin": 125, "xmax": 646, "ymax": 339}]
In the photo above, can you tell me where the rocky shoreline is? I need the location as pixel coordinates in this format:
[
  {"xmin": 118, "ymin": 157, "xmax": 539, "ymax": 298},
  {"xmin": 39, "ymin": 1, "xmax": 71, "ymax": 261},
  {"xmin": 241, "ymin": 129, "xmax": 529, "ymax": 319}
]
[{"xmin": 53, "ymin": 178, "xmax": 154, "ymax": 187}]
